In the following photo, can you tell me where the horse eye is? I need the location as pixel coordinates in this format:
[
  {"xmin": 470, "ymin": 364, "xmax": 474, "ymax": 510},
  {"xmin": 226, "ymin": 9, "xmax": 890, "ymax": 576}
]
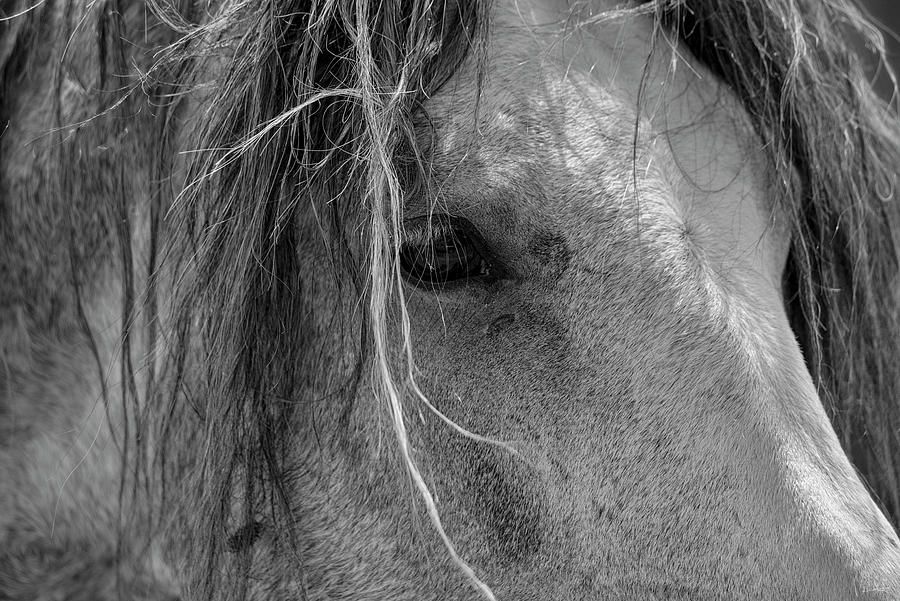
[{"xmin": 398, "ymin": 217, "xmax": 492, "ymax": 288}]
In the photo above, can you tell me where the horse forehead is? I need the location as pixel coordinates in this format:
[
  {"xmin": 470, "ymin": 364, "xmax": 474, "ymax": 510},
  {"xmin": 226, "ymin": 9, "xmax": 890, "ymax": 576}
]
[
  {"xmin": 486, "ymin": 6, "xmax": 744, "ymax": 140},
  {"xmin": 438, "ymin": 5, "xmax": 761, "ymax": 179},
  {"xmin": 431, "ymin": 2, "xmax": 788, "ymax": 291},
  {"xmin": 441, "ymin": 12, "xmax": 764, "ymax": 177}
]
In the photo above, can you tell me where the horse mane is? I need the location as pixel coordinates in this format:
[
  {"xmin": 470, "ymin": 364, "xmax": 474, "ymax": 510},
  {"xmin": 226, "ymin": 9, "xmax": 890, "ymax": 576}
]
[
  {"xmin": 2, "ymin": 0, "xmax": 899, "ymax": 598},
  {"xmin": 137, "ymin": 1, "xmax": 493, "ymax": 596}
]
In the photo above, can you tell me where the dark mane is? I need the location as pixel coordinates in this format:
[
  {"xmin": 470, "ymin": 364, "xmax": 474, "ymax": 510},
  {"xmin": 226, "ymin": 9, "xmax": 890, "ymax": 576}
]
[
  {"xmin": 2, "ymin": 0, "xmax": 899, "ymax": 597},
  {"xmin": 133, "ymin": 1, "xmax": 492, "ymax": 595}
]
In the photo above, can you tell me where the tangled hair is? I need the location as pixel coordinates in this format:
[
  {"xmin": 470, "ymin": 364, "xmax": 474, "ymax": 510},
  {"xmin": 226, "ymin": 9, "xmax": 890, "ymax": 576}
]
[
  {"xmin": 135, "ymin": 0, "xmax": 494, "ymax": 597},
  {"xmin": 2, "ymin": 0, "xmax": 899, "ymax": 598}
]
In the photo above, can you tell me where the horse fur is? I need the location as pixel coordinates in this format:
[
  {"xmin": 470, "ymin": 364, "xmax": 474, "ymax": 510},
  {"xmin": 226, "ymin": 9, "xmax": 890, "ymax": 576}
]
[{"xmin": 2, "ymin": 0, "xmax": 900, "ymax": 599}]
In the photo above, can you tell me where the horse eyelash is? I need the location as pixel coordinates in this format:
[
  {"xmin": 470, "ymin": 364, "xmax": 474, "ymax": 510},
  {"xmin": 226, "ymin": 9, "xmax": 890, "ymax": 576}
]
[{"xmin": 401, "ymin": 216, "xmax": 458, "ymax": 246}]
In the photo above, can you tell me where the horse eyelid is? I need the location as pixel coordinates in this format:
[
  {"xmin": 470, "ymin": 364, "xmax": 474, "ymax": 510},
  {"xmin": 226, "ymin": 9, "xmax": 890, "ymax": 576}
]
[{"xmin": 397, "ymin": 215, "xmax": 498, "ymax": 289}]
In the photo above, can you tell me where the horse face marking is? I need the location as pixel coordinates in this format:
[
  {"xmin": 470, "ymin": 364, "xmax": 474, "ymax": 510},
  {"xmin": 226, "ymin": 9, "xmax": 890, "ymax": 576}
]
[
  {"xmin": 527, "ymin": 231, "xmax": 571, "ymax": 280},
  {"xmin": 485, "ymin": 313, "xmax": 516, "ymax": 336},
  {"xmin": 450, "ymin": 441, "xmax": 546, "ymax": 563},
  {"xmin": 225, "ymin": 521, "xmax": 264, "ymax": 553}
]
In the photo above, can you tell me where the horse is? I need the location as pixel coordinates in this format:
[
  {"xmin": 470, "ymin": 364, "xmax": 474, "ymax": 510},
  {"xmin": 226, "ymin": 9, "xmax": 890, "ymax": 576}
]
[{"xmin": 2, "ymin": 0, "xmax": 900, "ymax": 598}]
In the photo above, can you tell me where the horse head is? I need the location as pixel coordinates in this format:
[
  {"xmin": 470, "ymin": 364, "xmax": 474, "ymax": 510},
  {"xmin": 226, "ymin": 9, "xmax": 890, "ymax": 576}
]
[{"xmin": 1, "ymin": 0, "xmax": 899, "ymax": 599}]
